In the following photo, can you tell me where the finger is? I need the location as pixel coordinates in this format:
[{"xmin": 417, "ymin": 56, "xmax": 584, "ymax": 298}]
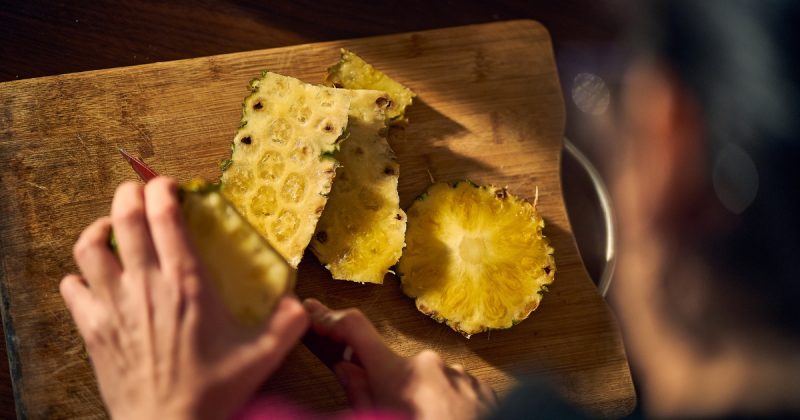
[
  {"xmin": 334, "ymin": 361, "xmax": 373, "ymax": 409},
  {"xmin": 303, "ymin": 299, "xmax": 400, "ymax": 378},
  {"xmin": 111, "ymin": 181, "xmax": 159, "ymax": 273},
  {"xmin": 476, "ymin": 380, "xmax": 498, "ymax": 407},
  {"xmin": 73, "ymin": 217, "xmax": 122, "ymax": 299},
  {"xmin": 144, "ymin": 177, "xmax": 199, "ymax": 282},
  {"xmin": 60, "ymin": 274, "xmax": 100, "ymax": 341},
  {"xmin": 144, "ymin": 177, "xmax": 199, "ymax": 328},
  {"xmin": 247, "ymin": 296, "xmax": 310, "ymax": 375},
  {"xmin": 449, "ymin": 363, "xmax": 466, "ymax": 374}
]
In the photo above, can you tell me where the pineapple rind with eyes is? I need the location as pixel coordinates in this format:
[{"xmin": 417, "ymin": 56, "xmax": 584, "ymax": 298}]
[
  {"xmin": 397, "ymin": 181, "xmax": 556, "ymax": 337},
  {"xmin": 220, "ymin": 72, "xmax": 352, "ymax": 267},
  {"xmin": 310, "ymin": 90, "xmax": 406, "ymax": 284},
  {"xmin": 325, "ymin": 49, "xmax": 416, "ymax": 125}
]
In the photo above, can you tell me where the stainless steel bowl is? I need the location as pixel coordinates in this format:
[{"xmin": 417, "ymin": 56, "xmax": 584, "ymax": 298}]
[{"xmin": 561, "ymin": 139, "xmax": 615, "ymax": 296}]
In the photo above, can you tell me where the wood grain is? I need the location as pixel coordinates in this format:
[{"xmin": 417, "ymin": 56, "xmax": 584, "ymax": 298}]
[{"xmin": 0, "ymin": 20, "xmax": 633, "ymax": 418}]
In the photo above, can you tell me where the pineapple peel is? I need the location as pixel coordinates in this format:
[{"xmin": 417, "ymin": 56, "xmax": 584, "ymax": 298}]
[
  {"xmin": 221, "ymin": 72, "xmax": 352, "ymax": 267},
  {"xmin": 180, "ymin": 181, "xmax": 295, "ymax": 325},
  {"xmin": 325, "ymin": 49, "xmax": 416, "ymax": 124},
  {"xmin": 311, "ymin": 89, "xmax": 407, "ymax": 284},
  {"xmin": 397, "ymin": 181, "xmax": 556, "ymax": 337}
]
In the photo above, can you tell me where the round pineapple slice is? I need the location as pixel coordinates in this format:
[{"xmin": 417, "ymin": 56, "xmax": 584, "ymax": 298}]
[{"xmin": 397, "ymin": 181, "xmax": 555, "ymax": 337}]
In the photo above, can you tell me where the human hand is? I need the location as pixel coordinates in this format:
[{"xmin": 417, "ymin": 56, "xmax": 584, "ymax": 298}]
[
  {"xmin": 303, "ymin": 299, "xmax": 497, "ymax": 420},
  {"xmin": 60, "ymin": 177, "xmax": 309, "ymax": 420}
]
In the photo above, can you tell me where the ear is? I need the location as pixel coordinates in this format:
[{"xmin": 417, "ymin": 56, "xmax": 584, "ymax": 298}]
[{"xmin": 621, "ymin": 62, "xmax": 708, "ymax": 230}]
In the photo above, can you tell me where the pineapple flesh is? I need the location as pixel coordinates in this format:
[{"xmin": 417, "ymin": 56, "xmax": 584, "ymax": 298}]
[
  {"xmin": 181, "ymin": 181, "xmax": 295, "ymax": 325},
  {"xmin": 325, "ymin": 49, "xmax": 416, "ymax": 124},
  {"xmin": 221, "ymin": 72, "xmax": 351, "ymax": 267},
  {"xmin": 397, "ymin": 181, "xmax": 556, "ymax": 337},
  {"xmin": 310, "ymin": 90, "xmax": 407, "ymax": 284}
]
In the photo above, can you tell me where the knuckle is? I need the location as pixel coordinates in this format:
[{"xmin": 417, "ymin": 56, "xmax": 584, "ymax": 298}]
[
  {"xmin": 59, "ymin": 275, "xmax": 80, "ymax": 299},
  {"xmin": 165, "ymin": 282, "xmax": 183, "ymax": 309},
  {"xmin": 82, "ymin": 313, "xmax": 108, "ymax": 348},
  {"xmin": 72, "ymin": 238, "xmax": 90, "ymax": 261},
  {"xmin": 112, "ymin": 203, "xmax": 145, "ymax": 226},
  {"xmin": 342, "ymin": 308, "xmax": 365, "ymax": 321},
  {"xmin": 180, "ymin": 275, "xmax": 203, "ymax": 301},
  {"xmin": 165, "ymin": 260, "xmax": 201, "ymax": 283},
  {"xmin": 339, "ymin": 308, "xmax": 367, "ymax": 328},
  {"xmin": 73, "ymin": 218, "xmax": 111, "ymax": 260},
  {"xmin": 151, "ymin": 200, "xmax": 181, "ymax": 223}
]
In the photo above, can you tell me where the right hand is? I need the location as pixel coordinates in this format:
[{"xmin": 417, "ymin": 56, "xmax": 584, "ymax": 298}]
[{"xmin": 303, "ymin": 299, "xmax": 497, "ymax": 420}]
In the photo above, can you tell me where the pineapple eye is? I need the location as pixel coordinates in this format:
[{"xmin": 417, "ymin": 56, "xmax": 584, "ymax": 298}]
[
  {"xmin": 315, "ymin": 231, "xmax": 328, "ymax": 244},
  {"xmin": 395, "ymin": 214, "xmax": 403, "ymax": 221},
  {"xmin": 323, "ymin": 123, "xmax": 334, "ymax": 132},
  {"xmin": 375, "ymin": 96, "xmax": 389, "ymax": 107},
  {"xmin": 383, "ymin": 167, "xmax": 396, "ymax": 176},
  {"xmin": 241, "ymin": 136, "xmax": 252, "ymax": 145},
  {"xmin": 253, "ymin": 101, "xmax": 264, "ymax": 110}
]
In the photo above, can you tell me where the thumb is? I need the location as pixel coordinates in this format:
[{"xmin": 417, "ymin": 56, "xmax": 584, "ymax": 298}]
[
  {"xmin": 334, "ymin": 361, "xmax": 373, "ymax": 409},
  {"xmin": 303, "ymin": 298, "xmax": 400, "ymax": 379},
  {"xmin": 246, "ymin": 296, "xmax": 310, "ymax": 375}
]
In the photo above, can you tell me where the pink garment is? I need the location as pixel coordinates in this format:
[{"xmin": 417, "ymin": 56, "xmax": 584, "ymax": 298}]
[{"xmin": 235, "ymin": 396, "xmax": 409, "ymax": 420}]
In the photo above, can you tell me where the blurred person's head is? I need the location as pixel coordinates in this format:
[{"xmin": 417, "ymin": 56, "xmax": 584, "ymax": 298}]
[{"xmin": 610, "ymin": 0, "xmax": 800, "ymax": 416}]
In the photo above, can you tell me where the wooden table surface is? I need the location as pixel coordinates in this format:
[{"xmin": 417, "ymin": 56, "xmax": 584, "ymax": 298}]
[{"xmin": 0, "ymin": 2, "xmax": 624, "ymax": 418}]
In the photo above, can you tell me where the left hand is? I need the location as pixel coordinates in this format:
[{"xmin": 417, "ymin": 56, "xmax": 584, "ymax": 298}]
[{"xmin": 60, "ymin": 177, "xmax": 309, "ymax": 420}]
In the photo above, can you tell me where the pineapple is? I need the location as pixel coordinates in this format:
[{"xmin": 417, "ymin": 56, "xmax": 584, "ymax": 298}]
[
  {"xmin": 310, "ymin": 90, "xmax": 406, "ymax": 284},
  {"xmin": 397, "ymin": 181, "xmax": 555, "ymax": 337},
  {"xmin": 325, "ymin": 49, "xmax": 416, "ymax": 124},
  {"xmin": 181, "ymin": 181, "xmax": 295, "ymax": 325},
  {"xmin": 220, "ymin": 72, "xmax": 351, "ymax": 267}
]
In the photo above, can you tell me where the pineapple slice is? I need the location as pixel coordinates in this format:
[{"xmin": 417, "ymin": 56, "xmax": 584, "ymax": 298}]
[
  {"xmin": 181, "ymin": 181, "xmax": 295, "ymax": 325},
  {"xmin": 221, "ymin": 72, "xmax": 351, "ymax": 267},
  {"xmin": 397, "ymin": 181, "xmax": 555, "ymax": 337},
  {"xmin": 325, "ymin": 49, "xmax": 416, "ymax": 124},
  {"xmin": 310, "ymin": 90, "xmax": 407, "ymax": 284}
]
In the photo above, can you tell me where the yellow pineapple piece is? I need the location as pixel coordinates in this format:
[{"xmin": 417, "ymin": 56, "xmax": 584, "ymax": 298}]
[
  {"xmin": 221, "ymin": 72, "xmax": 351, "ymax": 267},
  {"xmin": 325, "ymin": 49, "xmax": 416, "ymax": 124},
  {"xmin": 310, "ymin": 90, "xmax": 406, "ymax": 284},
  {"xmin": 181, "ymin": 181, "xmax": 295, "ymax": 325},
  {"xmin": 397, "ymin": 181, "xmax": 555, "ymax": 337}
]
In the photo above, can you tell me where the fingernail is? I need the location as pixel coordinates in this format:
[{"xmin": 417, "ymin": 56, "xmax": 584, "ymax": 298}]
[
  {"xmin": 333, "ymin": 363, "xmax": 349, "ymax": 387},
  {"xmin": 302, "ymin": 298, "xmax": 327, "ymax": 317}
]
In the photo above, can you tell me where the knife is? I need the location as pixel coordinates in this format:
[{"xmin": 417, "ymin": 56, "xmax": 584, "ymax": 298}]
[{"xmin": 117, "ymin": 148, "xmax": 359, "ymax": 370}]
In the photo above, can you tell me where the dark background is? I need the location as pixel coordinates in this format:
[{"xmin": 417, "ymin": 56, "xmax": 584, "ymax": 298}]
[{"xmin": 0, "ymin": 1, "xmax": 622, "ymax": 416}]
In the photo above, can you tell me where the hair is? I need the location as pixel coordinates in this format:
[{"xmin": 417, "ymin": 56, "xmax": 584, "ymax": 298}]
[{"xmin": 633, "ymin": 1, "xmax": 800, "ymax": 340}]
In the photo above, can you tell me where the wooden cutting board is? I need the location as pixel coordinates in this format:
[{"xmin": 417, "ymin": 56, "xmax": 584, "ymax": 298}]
[{"xmin": 0, "ymin": 20, "xmax": 634, "ymax": 419}]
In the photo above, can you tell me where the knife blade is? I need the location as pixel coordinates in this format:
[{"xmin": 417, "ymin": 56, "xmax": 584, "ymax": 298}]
[
  {"xmin": 118, "ymin": 148, "xmax": 159, "ymax": 182},
  {"xmin": 117, "ymin": 148, "xmax": 357, "ymax": 371}
]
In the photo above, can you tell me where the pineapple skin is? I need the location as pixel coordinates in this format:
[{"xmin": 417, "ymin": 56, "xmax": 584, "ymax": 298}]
[
  {"xmin": 310, "ymin": 90, "xmax": 407, "ymax": 284},
  {"xmin": 181, "ymin": 181, "xmax": 295, "ymax": 325},
  {"xmin": 221, "ymin": 72, "xmax": 352, "ymax": 267},
  {"xmin": 397, "ymin": 181, "xmax": 556, "ymax": 337},
  {"xmin": 325, "ymin": 49, "xmax": 416, "ymax": 125}
]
